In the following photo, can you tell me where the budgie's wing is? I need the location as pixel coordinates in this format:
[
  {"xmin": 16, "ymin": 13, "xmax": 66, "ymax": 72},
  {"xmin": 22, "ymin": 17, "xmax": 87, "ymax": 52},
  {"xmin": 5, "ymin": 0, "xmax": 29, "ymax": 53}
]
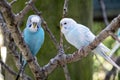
[
  {"xmin": 76, "ymin": 24, "xmax": 96, "ymax": 46},
  {"xmin": 67, "ymin": 24, "xmax": 96, "ymax": 49},
  {"xmin": 64, "ymin": 24, "xmax": 94, "ymax": 49}
]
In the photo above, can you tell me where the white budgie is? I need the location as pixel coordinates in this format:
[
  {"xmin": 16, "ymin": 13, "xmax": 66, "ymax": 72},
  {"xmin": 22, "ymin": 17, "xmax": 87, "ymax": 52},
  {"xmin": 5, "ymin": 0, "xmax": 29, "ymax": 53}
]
[{"xmin": 60, "ymin": 18, "xmax": 120, "ymax": 70}]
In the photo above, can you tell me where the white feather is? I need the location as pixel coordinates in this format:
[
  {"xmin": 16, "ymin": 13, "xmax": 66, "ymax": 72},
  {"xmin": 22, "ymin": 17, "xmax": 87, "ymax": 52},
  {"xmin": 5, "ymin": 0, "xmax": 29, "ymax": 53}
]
[{"xmin": 31, "ymin": 16, "xmax": 40, "ymax": 23}]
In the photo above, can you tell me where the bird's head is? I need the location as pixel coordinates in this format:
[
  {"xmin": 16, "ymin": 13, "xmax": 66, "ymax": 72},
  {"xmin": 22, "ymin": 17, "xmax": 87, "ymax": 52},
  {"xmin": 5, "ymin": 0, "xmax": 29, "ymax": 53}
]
[
  {"xmin": 60, "ymin": 18, "xmax": 77, "ymax": 34},
  {"xmin": 26, "ymin": 15, "xmax": 41, "ymax": 32}
]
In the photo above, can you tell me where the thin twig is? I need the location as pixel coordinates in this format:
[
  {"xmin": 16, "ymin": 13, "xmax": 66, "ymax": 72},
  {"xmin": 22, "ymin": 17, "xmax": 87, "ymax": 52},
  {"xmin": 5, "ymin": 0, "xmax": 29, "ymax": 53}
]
[
  {"xmin": 0, "ymin": 58, "xmax": 31, "ymax": 80},
  {"xmin": 99, "ymin": 0, "xmax": 109, "ymax": 26},
  {"xmin": 62, "ymin": 0, "xmax": 69, "ymax": 18},
  {"xmin": 9, "ymin": 0, "xmax": 17, "ymax": 5},
  {"xmin": 0, "ymin": 60, "xmax": 17, "ymax": 76},
  {"xmin": 109, "ymin": 32, "xmax": 120, "ymax": 43},
  {"xmin": 61, "ymin": 0, "xmax": 71, "ymax": 80},
  {"xmin": 16, "ymin": 0, "xmax": 36, "ymax": 23},
  {"xmin": 62, "ymin": 64, "xmax": 71, "ymax": 80},
  {"xmin": 104, "ymin": 56, "xmax": 120, "ymax": 80}
]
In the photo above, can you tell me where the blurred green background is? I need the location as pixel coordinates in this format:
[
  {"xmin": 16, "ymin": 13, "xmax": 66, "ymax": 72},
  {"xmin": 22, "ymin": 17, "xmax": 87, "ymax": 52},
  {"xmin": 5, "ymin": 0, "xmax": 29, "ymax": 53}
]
[{"xmin": 3, "ymin": 0, "xmax": 120, "ymax": 80}]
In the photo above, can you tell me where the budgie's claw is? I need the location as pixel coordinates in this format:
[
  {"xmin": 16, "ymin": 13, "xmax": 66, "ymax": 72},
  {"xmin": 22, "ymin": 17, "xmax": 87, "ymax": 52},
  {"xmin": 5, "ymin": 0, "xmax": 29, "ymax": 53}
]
[{"xmin": 78, "ymin": 47, "xmax": 88, "ymax": 57}]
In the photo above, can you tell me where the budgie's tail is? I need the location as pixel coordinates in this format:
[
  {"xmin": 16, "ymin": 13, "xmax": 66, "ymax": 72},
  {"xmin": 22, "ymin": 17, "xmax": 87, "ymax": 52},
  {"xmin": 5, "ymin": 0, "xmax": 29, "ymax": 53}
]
[
  {"xmin": 109, "ymin": 41, "xmax": 120, "ymax": 57},
  {"xmin": 93, "ymin": 43, "xmax": 120, "ymax": 70}
]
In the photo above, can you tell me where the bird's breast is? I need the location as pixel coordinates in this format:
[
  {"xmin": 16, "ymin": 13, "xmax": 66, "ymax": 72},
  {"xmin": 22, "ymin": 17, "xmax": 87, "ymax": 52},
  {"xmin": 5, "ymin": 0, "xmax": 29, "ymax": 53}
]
[
  {"xmin": 65, "ymin": 30, "xmax": 82, "ymax": 49},
  {"xmin": 24, "ymin": 28, "xmax": 44, "ymax": 55}
]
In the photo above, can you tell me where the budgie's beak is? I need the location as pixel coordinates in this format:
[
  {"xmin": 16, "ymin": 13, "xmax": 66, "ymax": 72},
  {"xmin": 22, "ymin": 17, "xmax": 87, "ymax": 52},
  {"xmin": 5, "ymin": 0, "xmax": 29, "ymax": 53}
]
[{"xmin": 33, "ymin": 22, "xmax": 37, "ymax": 28}]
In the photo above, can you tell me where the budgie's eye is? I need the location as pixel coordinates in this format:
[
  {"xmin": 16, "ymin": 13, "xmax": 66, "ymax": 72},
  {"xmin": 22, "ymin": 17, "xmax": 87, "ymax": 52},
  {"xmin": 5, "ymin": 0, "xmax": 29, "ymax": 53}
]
[
  {"xmin": 37, "ymin": 25, "xmax": 39, "ymax": 29},
  {"xmin": 29, "ymin": 24, "xmax": 32, "ymax": 28},
  {"xmin": 64, "ymin": 22, "xmax": 67, "ymax": 25}
]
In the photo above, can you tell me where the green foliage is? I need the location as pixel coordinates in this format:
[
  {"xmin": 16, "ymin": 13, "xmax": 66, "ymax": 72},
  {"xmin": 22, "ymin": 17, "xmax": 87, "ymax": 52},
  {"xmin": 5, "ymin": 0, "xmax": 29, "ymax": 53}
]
[{"xmin": 92, "ymin": 21, "xmax": 105, "ymax": 35}]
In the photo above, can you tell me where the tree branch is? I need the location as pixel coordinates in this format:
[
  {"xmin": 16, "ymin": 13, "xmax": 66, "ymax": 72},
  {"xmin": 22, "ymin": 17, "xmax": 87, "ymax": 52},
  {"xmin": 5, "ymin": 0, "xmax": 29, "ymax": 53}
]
[
  {"xmin": 104, "ymin": 56, "xmax": 120, "ymax": 80},
  {"xmin": 0, "ymin": 59, "xmax": 31, "ymax": 80},
  {"xmin": 99, "ymin": 0, "xmax": 109, "ymax": 26},
  {"xmin": 0, "ymin": 11, "xmax": 20, "ymax": 66},
  {"xmin": 9, "ymin": 0, "xmax": 17, "ymax": 5},
  {"xmin": 0, "ymin": 11, "xmax": 31, "ymax": 80},
  {"xmin": 61, "ymin": 0, "xmax": 71, "ymax": 80},
  {"xmin": 62, "ymin": 0, "xmax": 69, "ymax": 18},
  {"xmin": 109, "ymin": 33, "xmax": 120, "ymax": 43},
  {"xmin": 0, "ymin": 60, "xmax": 17, "ymax": 76},
  {"xmin": 16, "ymin": 0, "xmax": 36, "ymax": 23}
]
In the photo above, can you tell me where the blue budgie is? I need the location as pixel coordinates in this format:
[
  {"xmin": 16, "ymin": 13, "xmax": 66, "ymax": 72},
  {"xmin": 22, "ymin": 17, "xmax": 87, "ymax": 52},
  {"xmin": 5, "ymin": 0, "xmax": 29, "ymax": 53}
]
[
  {"xmin": 60, "ymin": 18, "xmax": 120, "ymax": 70},
  {"xmin": 109, "ymin": 28, "xmax": 120, "ymax": 57},
  {"xmin": 16, "ymin": 15, "xmax": 44, "ymax": 80},
  {"xmin": 24, "ymin": 15, "xmax": 44, "ymax": 57}
]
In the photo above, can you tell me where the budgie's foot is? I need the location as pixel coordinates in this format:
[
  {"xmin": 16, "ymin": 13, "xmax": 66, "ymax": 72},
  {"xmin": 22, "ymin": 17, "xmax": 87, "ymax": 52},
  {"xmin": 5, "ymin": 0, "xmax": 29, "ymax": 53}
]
[
  {"xmin": 78, "ymin": 47, "xmax": 87, "ymax": 57},
  {"xmin": 34, "ymin": 57, "xmax": 38, "ymax": 62}
]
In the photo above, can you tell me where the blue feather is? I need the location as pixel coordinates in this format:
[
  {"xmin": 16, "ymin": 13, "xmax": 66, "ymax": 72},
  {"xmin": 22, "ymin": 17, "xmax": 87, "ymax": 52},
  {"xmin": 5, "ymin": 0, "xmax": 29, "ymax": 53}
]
[{"xmin": 23, "ymin": 26, "xmax": 44, "ymax": 56}]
